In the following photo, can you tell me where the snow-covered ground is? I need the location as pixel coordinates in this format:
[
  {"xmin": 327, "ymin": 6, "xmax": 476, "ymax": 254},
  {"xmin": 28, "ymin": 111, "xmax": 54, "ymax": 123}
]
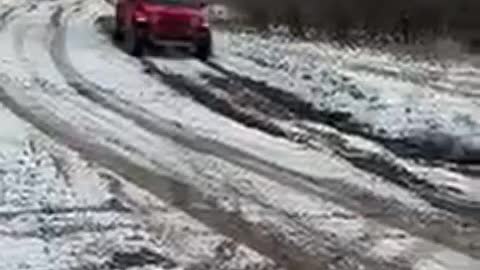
[{"xmin": 0, "ymin": 0, "xmax": 479, "ymax": 269}]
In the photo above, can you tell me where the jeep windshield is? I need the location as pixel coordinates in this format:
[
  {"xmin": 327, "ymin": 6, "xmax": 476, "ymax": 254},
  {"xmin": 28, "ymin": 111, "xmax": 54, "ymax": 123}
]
[{"xmin": 145, "ymin": 0, "xmax": 198, "ymax": 7}]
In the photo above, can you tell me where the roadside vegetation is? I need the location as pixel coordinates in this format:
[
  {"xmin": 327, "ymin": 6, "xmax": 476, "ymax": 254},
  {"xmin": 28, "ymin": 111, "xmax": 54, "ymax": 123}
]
[{"xmin": 219, "ymin": 0, "xmax": 480, "ymax": 60}]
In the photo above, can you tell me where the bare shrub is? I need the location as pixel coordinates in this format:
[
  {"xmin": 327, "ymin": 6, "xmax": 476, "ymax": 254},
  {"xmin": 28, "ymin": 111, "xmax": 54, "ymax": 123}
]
[{"xmin": 222, "ymin": 0, "xmax": 480, "ymax": 51}]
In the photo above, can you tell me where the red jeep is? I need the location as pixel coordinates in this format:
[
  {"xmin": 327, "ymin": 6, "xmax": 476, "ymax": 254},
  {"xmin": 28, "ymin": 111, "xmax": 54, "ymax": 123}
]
[{"xmin": 115, "ymin": 0, "xmax": 212, "ymax": 60}]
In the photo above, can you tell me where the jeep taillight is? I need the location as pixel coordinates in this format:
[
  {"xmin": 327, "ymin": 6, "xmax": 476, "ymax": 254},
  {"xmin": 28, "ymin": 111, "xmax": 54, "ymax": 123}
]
[{"xmin": 134, "ymin": 9, "xmax": 148, "ymax": 23}]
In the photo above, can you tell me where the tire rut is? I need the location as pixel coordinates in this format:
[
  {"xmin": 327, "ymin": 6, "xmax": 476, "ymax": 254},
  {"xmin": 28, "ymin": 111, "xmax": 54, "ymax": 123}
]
[
  {"xmin": 0, "ymin": 205, "xmax": 130, "ymax": 220},
  {"xmin": 0, "ymin": 1, "xmax": 40, "ymax": 31},
  {"xmin": 142, "ymin": 60, "xmax": 291, "ymax": 139},
  {"xmin": 0, "ymin": 7, "xmax": 15, "ymax": 30},
  {"xmin": 226, "ymin": 185, "xmax": 414, "ymax": 270},
  {"xmin": 303, "ymin": 125, "xmax": 480, "ymax": 218}
]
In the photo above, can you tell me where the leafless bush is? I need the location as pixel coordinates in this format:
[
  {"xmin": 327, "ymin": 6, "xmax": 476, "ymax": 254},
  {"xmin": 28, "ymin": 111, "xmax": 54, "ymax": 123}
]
[{"xmin": 222, "ymin": 0, "xmax": 480, "ymax": 50}]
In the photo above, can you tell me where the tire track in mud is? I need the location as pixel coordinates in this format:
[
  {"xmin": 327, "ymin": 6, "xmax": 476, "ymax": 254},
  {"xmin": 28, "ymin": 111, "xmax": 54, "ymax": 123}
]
[
  {"xmin": 223, "ymin": 185, "xmax": 413, "ymax": 270},
  {"xmin": 0, "ymin": 1, "xmax": 40, "ymax": 31},
  {"xmin": 73, "ymin": 9, "xmax": 480, "ymax": 261},
  {"xmin": 449, "ymin": 164, "xmax": 480, "ymax": 178},
  {"xmin": 0, "ymin": 7, "xmax": 15, "ymax": 30},
  {"xmin": 0, "ymin": 221, "xmax": 139, "ymax": 240},
  {"xmin": 0, "ymin": 204, "xmax": 130, "ymax": 220},
  {"xmin": 301, "ymin": 125, "xmax": 480, "ymax": 217},
  {"xmin": 72, "ymin": 248, "xmax": 178, "ymax": 270},
  {"xmin": 141, "ymin": 60, "xmax": 292, "ymax": 139}
]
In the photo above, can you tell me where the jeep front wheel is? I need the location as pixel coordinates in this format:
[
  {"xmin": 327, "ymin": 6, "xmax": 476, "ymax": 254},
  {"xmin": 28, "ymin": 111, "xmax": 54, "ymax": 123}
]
[{"xmin": 194, "ymin": 35, "xmax": 212, "ymax": 61}]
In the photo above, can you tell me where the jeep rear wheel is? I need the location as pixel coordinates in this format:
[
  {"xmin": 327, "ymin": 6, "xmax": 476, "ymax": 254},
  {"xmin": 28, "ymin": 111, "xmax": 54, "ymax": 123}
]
[
  {"xmin": 123, "ymin": 27, "xmax": 144, "ymax": 57},
  {"xmin": 113, "ymin": 17, "xmax": 124, "ymax": 41},
  {"xmin": 194, "ymin": 35, "xmax": 212, "ymax": 61}
]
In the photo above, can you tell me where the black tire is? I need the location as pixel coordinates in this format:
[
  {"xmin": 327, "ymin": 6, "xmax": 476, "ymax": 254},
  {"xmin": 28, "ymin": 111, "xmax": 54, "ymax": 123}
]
[
  {"xmin": 113, "ymin": 26, "xmax": 123, "ymax": 41},
  {"xmin": 113, "ymin": 15, "xmax": 124, "ymax": 41},
  {"xmin": 194, "ymin": 34, "xmax": 212, "ymax": 61},
  {"xmin": 123, "ymin": 26, "xmax": 144, "ymax": 57}
]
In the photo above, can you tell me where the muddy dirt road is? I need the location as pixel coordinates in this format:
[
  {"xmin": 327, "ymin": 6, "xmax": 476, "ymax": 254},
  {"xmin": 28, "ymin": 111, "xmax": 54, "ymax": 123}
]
[{"xmin": 0, "ymin": 0, "xmax": 479, "ymax": 269}]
